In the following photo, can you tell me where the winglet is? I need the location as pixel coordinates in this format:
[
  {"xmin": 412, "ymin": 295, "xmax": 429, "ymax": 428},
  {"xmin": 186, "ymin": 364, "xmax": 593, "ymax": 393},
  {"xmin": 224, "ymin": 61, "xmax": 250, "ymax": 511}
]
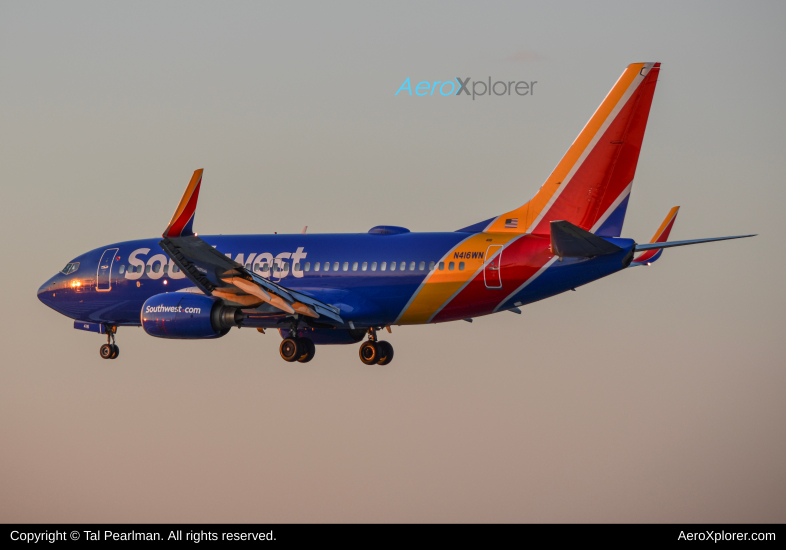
[
  {"xmin": 163, "ymin": 169, "xmax": 203, "ymax": 238},
  {"xmin": 630, "ymin": 206, "xmax": 679, "ymax": 266}
]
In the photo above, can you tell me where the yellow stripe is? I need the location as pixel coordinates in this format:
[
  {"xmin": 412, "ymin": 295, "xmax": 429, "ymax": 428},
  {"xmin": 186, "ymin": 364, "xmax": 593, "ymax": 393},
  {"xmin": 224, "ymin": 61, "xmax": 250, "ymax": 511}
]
[
  {"xmin": 650, "ymin": 206, "xmax": 680, "ymax": 243},
  {"xmin": 397, "ymin": 232, "xmax": 519, "ymax": 324},
  {"xmin": 485, "ymin": 63, "xmax": 645, "ymax": 234},
  {"xmin": 166, "ymin": 169, "xmax": 203, "ymax": 232}
]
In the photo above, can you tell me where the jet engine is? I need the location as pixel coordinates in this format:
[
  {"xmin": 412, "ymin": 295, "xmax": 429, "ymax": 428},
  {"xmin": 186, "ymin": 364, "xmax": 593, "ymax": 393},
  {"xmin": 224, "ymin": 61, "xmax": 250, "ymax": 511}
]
[{"xmin": 141, "ymin": 293, "xmax": 242, "ymax": 339}]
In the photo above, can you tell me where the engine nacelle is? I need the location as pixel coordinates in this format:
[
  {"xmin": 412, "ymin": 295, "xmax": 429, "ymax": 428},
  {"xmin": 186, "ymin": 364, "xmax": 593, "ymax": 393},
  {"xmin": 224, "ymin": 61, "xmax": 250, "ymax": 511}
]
[
  {"xmin": 280, "ymin": 327, "xmax": 366, "ymax": 345},
  {"xmin": 141, "ymin": 293, "xmax": 242, "ymax": 339}
]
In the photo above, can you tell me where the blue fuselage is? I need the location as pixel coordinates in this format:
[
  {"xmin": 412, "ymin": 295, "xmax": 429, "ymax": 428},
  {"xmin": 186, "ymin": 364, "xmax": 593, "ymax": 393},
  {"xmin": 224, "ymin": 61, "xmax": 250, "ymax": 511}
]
[{"xmin": 38, "ymin": 232, "xmax": 635, "ymax": 328}]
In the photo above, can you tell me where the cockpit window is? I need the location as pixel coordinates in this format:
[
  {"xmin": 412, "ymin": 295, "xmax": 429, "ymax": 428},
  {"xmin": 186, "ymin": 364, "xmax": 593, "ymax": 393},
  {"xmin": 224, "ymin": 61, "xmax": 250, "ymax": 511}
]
[{"xmin": 60, "ymin": 262, "xmax": 80, "ymax": 275}]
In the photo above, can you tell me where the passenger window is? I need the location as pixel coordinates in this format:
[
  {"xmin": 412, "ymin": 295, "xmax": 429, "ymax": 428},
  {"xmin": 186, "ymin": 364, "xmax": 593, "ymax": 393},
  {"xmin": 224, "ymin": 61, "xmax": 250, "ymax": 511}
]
[
  {"xmin": 315, "ymin": 262, "xmax": 321, "ymax": 272},
  {"xmin": 305, "ymin": 262, "xmax": 310, "ymax": 272},
  {"xmin": 371, "ymin": 262, "xmax": 377, "ymax": 271},
  {"xmin": 407, "ymin": 261, "xmax": 414, "ymax": 271},
  {"xmin": 429, "ymin": 261, "xmax": 435, "ymax": 271},
  {"xmin": 173, "ymin": 265, "xmax": 180, "ymax": 273},
  {"xmin": 400, "ymin": 261, "xmax": 407, "ymax": 271},
  {"xmin": 439, "ymin": 262, "xmax": 445, "ymax": 270},
  {"xmin": 145, "ymin": 265, "xmax": 151, "ymax": 274},
  {"xmin": 448, "ymin": 262, "xmax": 455, "ymax": 271},
  {"xmin": 294, "ymin": 262, "xmax": 300, "ymax": 271},
  {"xmin": 352, "ymin": 262, "xmax": 358, "ymax": 271},
  {"xmin": 262, "ymin": 263, "xmax": 269, "ymax": 272},
  {"xmin": 459, "ymin": 262, "xmax": 465, "ymax": 271},
  {"xmin": 342, "ymin": 262, "xmax": 349, "ymax": 271},
  {"xmin": 245, "ymin": 263, "xmax": 251, "ymax": 269},
  {"xmin": 362, "ymin": 262, "xmax": 368, "ymax": 271},
  {"xmin": 390, "ymin": 262, "xmax": 396, "ymax": 272},
  {"xmin": 164, "ymin": 264, "xmax": 169, "ymax": 273},
  {"xmin": 254, "ymin": 263, "xmax": 259, "ymax": 272},
  {"xmin": 333, "ymin": 262, "xmax": 339, "ymax": 271},
  {"xmin": 119, "ymin": 265, "xmax": 126, "ymax": 274},
  {"xmin": 153, "ymin": 263, "xmax": 161, "ymax": 273},
  {"xmin": 380, "ymin": 262, "xmax": 386, "ymax": 271},
  {"xmin": 419, "ymin": 261, "xmax": 425, "ymax": 271}
]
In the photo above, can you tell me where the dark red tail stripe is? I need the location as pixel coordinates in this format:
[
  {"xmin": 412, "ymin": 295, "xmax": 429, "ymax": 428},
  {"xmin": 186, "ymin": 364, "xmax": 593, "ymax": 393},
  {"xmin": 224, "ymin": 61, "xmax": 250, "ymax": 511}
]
[
  {"xmin": 533, "ymin": 67, "xmax": 660, "ymax": 234},
  {"xmin": 432, "ymin": 235, "xmax": 552, "ymax": 323}
]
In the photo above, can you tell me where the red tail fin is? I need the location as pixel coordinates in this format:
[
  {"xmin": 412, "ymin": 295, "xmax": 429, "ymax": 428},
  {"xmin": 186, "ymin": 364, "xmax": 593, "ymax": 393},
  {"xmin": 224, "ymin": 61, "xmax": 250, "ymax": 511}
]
[{"xmin": 485, "ymin": 62, "xmax": 661, "ymax": 236}]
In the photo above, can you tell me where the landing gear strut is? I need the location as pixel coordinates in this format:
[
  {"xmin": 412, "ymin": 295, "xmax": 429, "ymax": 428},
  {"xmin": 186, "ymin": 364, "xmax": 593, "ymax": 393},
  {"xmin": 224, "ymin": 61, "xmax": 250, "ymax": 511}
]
[
  {"xmin": 279, "ymin": 317, "xmax": 316, "ymax": 363},
  {"xmin": 99, "ymin": 326, "xmax": 119, "ymax": 360},
  {"xmin": 358, "ymin": 327, "xmax": 394, "ymax": 365}
]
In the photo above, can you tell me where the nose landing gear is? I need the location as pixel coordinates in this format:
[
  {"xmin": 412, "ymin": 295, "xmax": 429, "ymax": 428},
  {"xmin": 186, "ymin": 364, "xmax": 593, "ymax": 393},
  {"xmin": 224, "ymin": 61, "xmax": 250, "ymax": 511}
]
[
  {"xmin": 99, "ymin": 326, "xmax": 119, "ymax": 360},
  {"xmin": 359, "ymin": 328, "xmax": 394, "ymax": 365}
]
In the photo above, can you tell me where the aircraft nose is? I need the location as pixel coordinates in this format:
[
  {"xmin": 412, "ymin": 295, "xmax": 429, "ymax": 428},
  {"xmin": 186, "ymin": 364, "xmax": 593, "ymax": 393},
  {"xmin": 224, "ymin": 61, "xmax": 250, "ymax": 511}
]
[{"xmin": 37, "ymin": 276, "xmax": 58, "ymax": 306}]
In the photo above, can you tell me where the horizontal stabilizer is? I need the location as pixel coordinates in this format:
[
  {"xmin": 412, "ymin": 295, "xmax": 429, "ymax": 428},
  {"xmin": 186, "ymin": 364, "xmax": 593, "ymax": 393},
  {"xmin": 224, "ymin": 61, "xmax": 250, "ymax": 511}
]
[
  {"xmin": 630, "ymin": 206, "xmax": 679, "ymax": 266},
  {"xmin": 634, "ymin": 234, "xmax": 756, "ymax": 252},
  {"xmin": 550, "ymin": 220, "xmax": 622, "ymax": 258}
]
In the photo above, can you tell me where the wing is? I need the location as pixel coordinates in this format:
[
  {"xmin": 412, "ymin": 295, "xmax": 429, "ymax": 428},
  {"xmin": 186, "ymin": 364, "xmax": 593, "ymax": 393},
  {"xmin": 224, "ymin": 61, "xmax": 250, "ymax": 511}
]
[{"xmin": 159, "ymin": 171, "xmax": 344, "ymax": 325}]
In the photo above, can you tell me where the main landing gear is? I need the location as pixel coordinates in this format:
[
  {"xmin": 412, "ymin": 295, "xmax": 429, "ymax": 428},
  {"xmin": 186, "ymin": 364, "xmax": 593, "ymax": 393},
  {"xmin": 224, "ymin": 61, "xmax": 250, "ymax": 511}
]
[
  {"xmin": 359, "ymin": 328, "xmax": 394, "ymax": 366},
  {"xmin": 280, "ymin": 317, "xmax": 316, "ymax": 363},
  {"xmin": 99, "ymin": 326, "xmax": 119, "ymax": 360},
  {"xmin": 280, "ymin": 336, "xmax": 316, "ymax": 363}
]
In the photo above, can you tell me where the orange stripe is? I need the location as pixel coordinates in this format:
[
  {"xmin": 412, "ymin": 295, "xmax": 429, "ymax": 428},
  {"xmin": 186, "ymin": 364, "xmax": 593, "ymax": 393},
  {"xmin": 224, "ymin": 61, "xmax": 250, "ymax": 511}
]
[
  {"xmin": 485, "ymin": 63, "xmax": 645, "ymax": 234},
  {"xmin": 650, "ymin": 206, "xmax": 680, "ymax": 243},
  {"xmin": 397, "ymin": 233, "xmax": 519, "ymax": 324},
  {"xmin": 165, "ymin": 169, "xmax": 203, "ymax": 234}
]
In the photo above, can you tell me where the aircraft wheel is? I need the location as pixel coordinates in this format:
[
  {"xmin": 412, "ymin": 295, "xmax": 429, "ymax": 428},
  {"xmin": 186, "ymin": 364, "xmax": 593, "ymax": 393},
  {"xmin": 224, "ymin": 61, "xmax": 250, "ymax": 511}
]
[
  {"xmin": 100, "ymin": 344, "xmax": 114, "ymax": 360},
  {"xmin": 376, "ymin": 341, "xmax": 394, "ymax": 365},
  {"xmin": 297, "ymin": 338, "xmax": 316, "ymax": 363},
  {"xmin": 280, "ymin": 338, "xmax": 301, "ymax": 362},
  {"xmin": 110, "ymin": 344, "xmax": 120, "ymax": 359},
  {"xmin": 359, "ymin": 341, "xmax": 380, "ymax": 365}
]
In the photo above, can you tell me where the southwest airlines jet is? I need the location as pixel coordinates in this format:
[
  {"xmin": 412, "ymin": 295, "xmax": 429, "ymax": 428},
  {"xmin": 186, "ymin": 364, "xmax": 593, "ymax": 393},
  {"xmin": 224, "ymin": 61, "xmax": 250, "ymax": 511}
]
[{"xmin": 37, "ymin": 63, "xmax": 753, "ymax": 365}]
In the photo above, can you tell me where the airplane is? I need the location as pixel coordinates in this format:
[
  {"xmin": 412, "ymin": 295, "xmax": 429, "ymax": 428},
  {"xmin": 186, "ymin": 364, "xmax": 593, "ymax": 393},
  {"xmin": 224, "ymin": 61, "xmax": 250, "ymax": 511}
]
[{"xmin": 37, "ymin": 62, "xmax": 755, "ymax": 365}]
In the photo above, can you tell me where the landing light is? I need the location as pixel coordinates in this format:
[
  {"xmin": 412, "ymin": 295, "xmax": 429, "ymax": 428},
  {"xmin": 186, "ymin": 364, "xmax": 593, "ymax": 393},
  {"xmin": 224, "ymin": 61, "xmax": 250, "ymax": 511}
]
[{"xmin": 71, "ymin": 280, "xmax": 81, "ymax": 288}]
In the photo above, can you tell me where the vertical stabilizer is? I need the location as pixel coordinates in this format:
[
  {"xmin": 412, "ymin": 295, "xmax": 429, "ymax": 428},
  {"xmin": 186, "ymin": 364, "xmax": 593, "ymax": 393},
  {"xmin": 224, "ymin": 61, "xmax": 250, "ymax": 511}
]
[{"xmin": 484, "ymin": 62, "xmax": 661, "ymax": 236}]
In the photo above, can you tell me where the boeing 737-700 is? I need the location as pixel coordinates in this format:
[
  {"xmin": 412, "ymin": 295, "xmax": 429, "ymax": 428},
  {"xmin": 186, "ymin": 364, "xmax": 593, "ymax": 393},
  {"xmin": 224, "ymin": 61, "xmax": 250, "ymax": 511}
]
[{"xmin": 37, "ymin": 62, "xmax": 754, "ymax": 365}]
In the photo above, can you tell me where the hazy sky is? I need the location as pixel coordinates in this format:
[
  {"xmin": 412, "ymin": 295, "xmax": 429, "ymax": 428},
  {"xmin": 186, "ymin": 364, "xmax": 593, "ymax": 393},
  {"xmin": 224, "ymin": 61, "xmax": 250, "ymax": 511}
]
[{"xmin": 1, "ymin": 0, "xmax": 785, "ymax": 522}]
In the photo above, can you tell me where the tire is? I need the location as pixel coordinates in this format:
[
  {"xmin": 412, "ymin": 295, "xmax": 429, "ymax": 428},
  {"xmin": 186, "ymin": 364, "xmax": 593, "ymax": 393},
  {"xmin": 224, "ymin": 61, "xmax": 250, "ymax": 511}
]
[
  {"xmin": 99, "ymin": 344, "xmax": 113, "ymax": 360},
  {"xmin": 297, "ymin": 338, "xmax": 316, "ymax": 363},
  {"xmin": 110, "ymin": 344, "xmax": 119, "ymax": 359},
  {"xmin": 280, "ymin": 337, "xmax": 301, "ymax": 362},
  {"xmin": 359, "ymin": 341, "xmax": 380, "ymax": 365},
  {"xmin": 376, "ymin": 341, "xmax": 394, "ymax": 365}
]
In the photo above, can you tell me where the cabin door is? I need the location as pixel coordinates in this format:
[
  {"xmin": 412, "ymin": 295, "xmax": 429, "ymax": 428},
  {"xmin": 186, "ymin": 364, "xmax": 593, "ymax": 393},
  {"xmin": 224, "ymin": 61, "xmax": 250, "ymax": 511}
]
[
  {"xmin": 484, "ymin": 245, "xmax": 503, "ymax": 289},
  {"xmin": 96, "ymin": 248, "xmax": 119, "ymax": 291}
]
